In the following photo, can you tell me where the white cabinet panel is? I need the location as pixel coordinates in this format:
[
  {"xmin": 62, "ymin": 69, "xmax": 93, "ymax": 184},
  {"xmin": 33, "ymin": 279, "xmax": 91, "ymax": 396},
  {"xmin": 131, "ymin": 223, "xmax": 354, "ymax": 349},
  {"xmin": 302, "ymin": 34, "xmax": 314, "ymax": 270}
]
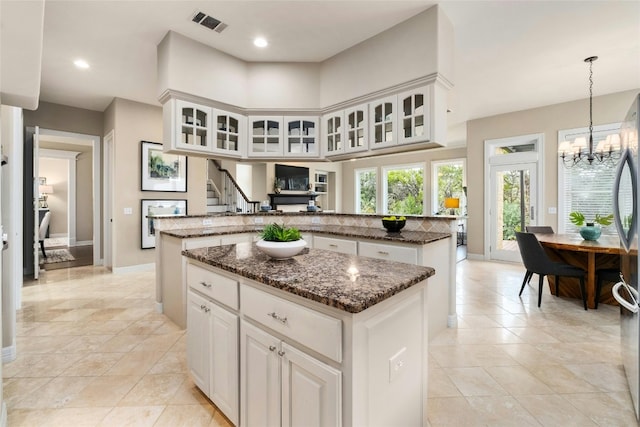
[
  {"xmin": 322, "ymin": 112, "xmax": 345, "ymax": 157},
  {"xmin": 210, "ymin": 304, "xmax": 239, "ymax": 426},
  {"xmin": 398, "ymin": 86, "xmax": 431, "ymax": 145},
  {"xmin": 213, "ymin": 109, "xmax": 245, "ymax": 157},
  {"xmin": 175, "ymin": 100, "xmax": 213, "ymax": 153},
  {"xmin": 358, "ymin": 241, "xmax": 418, "ymax": 265},
  {"xmin": 248, "ymin": 116, "xmax": 284, "ymax": 157},
  {"xmin": 369, "ymin": 95, "xmax": 397, "ymax": 149},
  {"xmin": 187, "ymin": 290, "xmax": 211, "ymax": 395},
  {"xmin": 281, "ymin": 343, "xmax": 342, "ymax": 427},
  {"xmin": 187, "ymin": 263, "xmax": 239, "ymax": 310},
  {"xmin": 313, "ymin": 235, "xmax": 357, "ymax": 255},
  {"xmin": 345, "ymin": 104, "xmax": 368, "ymax": 153}
]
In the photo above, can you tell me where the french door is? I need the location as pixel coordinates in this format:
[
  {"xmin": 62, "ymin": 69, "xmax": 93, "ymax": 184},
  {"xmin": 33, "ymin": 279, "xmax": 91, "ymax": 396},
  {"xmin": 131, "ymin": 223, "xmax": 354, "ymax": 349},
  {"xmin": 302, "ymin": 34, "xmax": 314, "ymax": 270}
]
[{"xmin": 489, "ymin": 162, "xmax": 537, "ymax": 262}]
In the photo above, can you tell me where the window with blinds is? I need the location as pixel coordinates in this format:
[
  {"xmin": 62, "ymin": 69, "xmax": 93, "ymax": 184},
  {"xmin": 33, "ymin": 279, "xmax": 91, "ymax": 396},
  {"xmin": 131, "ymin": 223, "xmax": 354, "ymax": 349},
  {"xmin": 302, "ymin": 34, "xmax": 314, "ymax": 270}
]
[{"xmin": 558, "ymin": 123, "xmax": 622, "ymax": 236}]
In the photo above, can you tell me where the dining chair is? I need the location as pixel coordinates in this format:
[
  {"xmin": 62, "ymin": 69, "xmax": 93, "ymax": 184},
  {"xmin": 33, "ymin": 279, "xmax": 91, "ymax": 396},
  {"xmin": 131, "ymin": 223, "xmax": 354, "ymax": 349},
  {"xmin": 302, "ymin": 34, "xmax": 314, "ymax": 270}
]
[
  {"xmin": 525, "ymin": 226, "xmax": 554, "ymax": 234},
  {"xmin": 515, "ymin": 232, "xmax": 587, "ymax": 309},
  {"xmin": 39, "ymin": 211, "xmax": 51, "ymax": 258},
  {"xmin": 595, "ymin": 268, "xmax": 621, "ymax": 309}
]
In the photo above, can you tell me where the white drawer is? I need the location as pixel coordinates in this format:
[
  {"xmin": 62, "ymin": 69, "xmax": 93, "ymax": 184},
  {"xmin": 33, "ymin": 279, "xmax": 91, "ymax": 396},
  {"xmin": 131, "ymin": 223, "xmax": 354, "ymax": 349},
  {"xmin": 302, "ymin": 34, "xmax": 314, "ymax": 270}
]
[
  {"xmin": 187, "ymin": 263, "xmax": 239, "ymax": 310},
  {"xmin": 184, "ymin": 236, "xmax": 221, "ymax": 250},
  {"xmin": 241, "ymin": 284, "xmax": 342, "ymax": 363},
  {"xmin": 314, "ymin": 235, "xmax": 357, "ymax": 255},
  {"xmin": 220, "ymin": 233, "xmax": 253, "ymax": 245},
  {"xmin": 358, "ymin": 241, "xmax": 418, "ymax": 264}
]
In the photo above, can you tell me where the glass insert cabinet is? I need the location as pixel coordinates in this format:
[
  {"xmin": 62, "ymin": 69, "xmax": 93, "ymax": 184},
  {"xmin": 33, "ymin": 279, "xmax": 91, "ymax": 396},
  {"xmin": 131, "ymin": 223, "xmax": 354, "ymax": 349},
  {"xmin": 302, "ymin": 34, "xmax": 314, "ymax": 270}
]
[
  {"xmin": 286, "ymin": 118, "xmax": 319, "ymax": 157},
  {"xmin": 249, "ymin": 116, "xmax": 284, "ymax": 157},
  {"xmin": 370, "ymin": 95, "xmax": 397, "ymax": 149},
  {"xmin": 178, "ymin": 101, "xmax": 211, "ymax": 153}
]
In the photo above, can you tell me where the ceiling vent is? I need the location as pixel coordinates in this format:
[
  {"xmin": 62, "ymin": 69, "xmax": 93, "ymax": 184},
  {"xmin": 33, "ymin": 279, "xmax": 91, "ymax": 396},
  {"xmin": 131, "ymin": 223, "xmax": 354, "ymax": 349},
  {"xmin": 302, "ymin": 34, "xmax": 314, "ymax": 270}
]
[{"xmin": 192, "ymin": 11, "xmax": 227, "ymax": 33}]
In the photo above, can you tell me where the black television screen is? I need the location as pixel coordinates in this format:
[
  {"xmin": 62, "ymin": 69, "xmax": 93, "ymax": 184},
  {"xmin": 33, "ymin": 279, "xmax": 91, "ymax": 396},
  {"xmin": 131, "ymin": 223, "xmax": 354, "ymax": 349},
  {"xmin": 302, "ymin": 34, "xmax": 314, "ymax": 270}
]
[{"xmin": 275, "ymin": 164, "xmax": 309, "ymax": 191}]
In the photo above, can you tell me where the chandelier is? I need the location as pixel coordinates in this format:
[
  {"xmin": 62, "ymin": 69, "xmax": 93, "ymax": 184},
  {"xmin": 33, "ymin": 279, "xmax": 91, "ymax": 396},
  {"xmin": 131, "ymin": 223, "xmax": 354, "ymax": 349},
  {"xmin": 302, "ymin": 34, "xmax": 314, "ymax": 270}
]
[{"xmin": 558, "ymin": 56, "xmax": 622, "ymax": 167}]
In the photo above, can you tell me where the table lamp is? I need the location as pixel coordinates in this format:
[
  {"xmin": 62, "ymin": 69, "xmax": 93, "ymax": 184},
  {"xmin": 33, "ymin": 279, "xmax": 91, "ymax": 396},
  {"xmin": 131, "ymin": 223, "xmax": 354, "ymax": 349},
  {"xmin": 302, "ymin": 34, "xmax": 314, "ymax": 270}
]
[
  {"xmin": 39, "ymin": 184, "xmax": 54, "ymax": 208},
  {"xmin": 444, "ymin": 197, "xmax": 459, "ymax": 215}
]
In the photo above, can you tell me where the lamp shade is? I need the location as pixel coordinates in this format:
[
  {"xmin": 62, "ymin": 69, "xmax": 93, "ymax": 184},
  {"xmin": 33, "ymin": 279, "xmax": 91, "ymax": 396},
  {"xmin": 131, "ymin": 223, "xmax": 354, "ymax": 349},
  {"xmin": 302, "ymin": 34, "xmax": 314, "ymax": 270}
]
[
  {"xmin": 39, "ymin": 185, "xmax": 53, "ymax": 195},
  {"xmin": 444, "ymin": 197, "xmax": 460, "ymax": 209}
]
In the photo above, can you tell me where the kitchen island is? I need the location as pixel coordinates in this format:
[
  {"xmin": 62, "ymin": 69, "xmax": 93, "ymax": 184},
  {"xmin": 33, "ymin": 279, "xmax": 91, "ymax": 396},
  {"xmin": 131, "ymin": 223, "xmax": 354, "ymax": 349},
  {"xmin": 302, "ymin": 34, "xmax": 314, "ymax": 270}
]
[
  {"xmin": 154, "ymin": 213, "xmax": 454, "ymax": 341},
  {"xmin": 183, "ymin": 242, "xmax": 435, "ymax": 427}
]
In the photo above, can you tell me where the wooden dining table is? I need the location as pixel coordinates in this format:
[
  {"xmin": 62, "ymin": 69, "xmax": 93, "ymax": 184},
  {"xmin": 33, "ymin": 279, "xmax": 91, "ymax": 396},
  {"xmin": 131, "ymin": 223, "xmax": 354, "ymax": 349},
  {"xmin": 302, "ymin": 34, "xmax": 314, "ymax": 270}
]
[{"xmin": 535, "ymin": 233, "xmax": 637, "ymax": 309}]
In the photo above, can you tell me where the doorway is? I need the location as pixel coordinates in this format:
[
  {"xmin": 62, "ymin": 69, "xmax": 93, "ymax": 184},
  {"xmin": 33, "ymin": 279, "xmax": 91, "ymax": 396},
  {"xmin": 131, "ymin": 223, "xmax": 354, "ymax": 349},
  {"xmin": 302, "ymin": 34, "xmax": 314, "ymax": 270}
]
[{"xmin": 484, "ymin": 134, "xmax": 544, "ymax": 262}]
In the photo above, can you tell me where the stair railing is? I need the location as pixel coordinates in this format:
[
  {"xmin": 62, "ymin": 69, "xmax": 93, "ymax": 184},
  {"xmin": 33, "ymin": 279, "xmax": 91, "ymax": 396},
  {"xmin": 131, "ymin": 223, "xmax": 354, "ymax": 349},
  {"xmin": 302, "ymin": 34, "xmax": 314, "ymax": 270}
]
[{"xmin": 210, "ymin": 159, "xmax": 260, "ymax": 213}]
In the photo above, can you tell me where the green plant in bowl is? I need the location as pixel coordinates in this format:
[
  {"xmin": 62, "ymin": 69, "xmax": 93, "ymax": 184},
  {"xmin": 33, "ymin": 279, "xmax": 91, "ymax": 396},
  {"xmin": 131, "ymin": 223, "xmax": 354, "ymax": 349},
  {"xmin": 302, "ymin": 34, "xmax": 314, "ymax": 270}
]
[
  {"xmin": 569, "ymin": 211, "xmax": 613, "ymax": 227},
  {"xmin": 259, "ymin": 223, "xmax": 302, "ymax": 242}
]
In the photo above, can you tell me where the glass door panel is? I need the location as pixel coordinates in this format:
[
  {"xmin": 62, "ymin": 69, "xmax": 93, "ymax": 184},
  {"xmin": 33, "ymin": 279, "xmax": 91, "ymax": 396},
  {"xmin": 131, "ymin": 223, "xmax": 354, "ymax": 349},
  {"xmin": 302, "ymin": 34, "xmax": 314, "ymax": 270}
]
[{"xmin": 490, "ymin": 163, "xmax": 537, "ymax": 262}]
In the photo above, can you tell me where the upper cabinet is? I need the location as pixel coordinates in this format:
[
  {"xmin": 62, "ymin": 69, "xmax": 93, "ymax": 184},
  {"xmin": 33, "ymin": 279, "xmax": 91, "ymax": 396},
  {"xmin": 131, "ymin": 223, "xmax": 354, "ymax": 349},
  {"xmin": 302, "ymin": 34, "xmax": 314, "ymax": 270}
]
[
  {"xmin": 322, "ymin": 112, "xmax": 345, "ymax": 157},
  {"xmin": 345, "ymin": 104, "xmax": 368, "ymax": 153},
  {"xmin": 398, "ymin": 86, "xmax": 431, "ymax": 145},
  {"xmin": 285, "ymin": 117, "xmax": 319, "ymax": 157},
  {"xmin": 248, "ymin": 116, "xmax": 284, "ymax": 158},
  {"xmin": 213, "ymin": 110, "xmax": 245, "ymax": 157},
  {"xmin": 369, "ymin": 95, "xmax": 397, "ymax": 149},
  {"xmin": 176, "ymin": 100, "xmax": 213, "ymax": 153}
]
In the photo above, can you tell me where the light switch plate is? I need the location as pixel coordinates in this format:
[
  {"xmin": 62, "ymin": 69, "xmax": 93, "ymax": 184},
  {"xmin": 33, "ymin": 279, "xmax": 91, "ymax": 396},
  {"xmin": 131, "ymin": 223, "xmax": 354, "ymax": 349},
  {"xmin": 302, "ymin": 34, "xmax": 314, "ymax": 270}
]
[
  {"xmin": 548, "ymin": 207, "xmax": 557, "ymax": 214},
  {"xmin": 123, "ymin": 207, "xmax": 133, "ymax": 215}
]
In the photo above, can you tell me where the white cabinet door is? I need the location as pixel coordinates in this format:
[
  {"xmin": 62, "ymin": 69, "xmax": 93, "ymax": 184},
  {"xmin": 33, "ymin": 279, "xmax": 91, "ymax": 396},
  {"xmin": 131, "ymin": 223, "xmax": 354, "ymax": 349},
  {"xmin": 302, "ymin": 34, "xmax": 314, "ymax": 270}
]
[
  {"xmin": 369, "ymin": 95, "xmax": 397, "ymax": 149},
  {"xmin": 213, "ymin": 109, "xmax": 245, "ymax": 157},
  {"xmin": 398, "ymin": 86, "xmax": 431, "ymax": 145},
  {"xmin": 176, "ymin": 100, "xmax": 213, "ymax": 153},
  {"xmin": 281, "ymin": 343, "xmax": 342, "ymax": 427},
  {"xmin": 187, "ymin": 290, "xmax": 211, "ymax": 395},
  {"xmin": 248, "ymin": 116, "xmax": 284, "ymax": 158},
  {"xmin": 285, "ymin": 117, "xmax": 319, "ymax": 157},
  {"xmin": 241, "ymin": 321, "xmax": 281, "ymax": 427},
  {"xmin": 210, "ymin": 304, "xmax": 239, "ymax": 426},
  {"xmin": 313, "ymin": 235, "xmax": 357, "ymax": 255},
  {"xmin": 344, "ymin": 104, "xmax": 368, "ymax": 153},
  {"xmin": 322, "ymin": 112, "xmax": 345, "ymax": 157}
]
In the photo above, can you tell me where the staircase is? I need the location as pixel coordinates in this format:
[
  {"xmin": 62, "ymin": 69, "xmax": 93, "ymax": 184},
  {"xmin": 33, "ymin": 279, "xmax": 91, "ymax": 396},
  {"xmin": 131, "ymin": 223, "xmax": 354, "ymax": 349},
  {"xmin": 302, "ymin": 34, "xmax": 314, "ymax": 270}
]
[
  {"xmin": 206, "ymin": 179, "xmax": 228, "ymax": 213},
  {"xmin": 207, "ymin": 159, "xmax": 260, "ymax": 214}
]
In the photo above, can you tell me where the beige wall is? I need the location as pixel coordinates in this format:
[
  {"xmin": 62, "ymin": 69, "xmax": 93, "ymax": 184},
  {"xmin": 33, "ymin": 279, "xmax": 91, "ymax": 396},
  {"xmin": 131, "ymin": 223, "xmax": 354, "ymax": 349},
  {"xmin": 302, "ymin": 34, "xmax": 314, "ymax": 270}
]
[
  {"xmin": 466, "ymin": 89, "xmax": 639, "ymax": 256},
  {"xmin": 340, "ymin": 146, "xmax": 467, "ymax": 214},
  {"xmin": 109, "ymin": 98, "xmax": 206, "ymax": 268},
  {"xmin": 23, "ymin": 101, "xmax": 104, "ymax": 136},
  {"xmin": 38, "ymin": 157, "xmax": 68, "ymax": 235}
]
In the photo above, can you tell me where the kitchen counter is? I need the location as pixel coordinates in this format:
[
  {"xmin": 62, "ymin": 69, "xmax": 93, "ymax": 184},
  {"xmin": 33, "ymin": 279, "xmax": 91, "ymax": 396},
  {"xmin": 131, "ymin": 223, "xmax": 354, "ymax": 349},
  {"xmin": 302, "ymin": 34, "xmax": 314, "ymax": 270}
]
[
  {"xmin": 183, "ymin": 242, "xmax": 435, "ymax": 313},
  {"xmin": 162, "ymin": 224, "xmax": 450, "ymax": 245}
]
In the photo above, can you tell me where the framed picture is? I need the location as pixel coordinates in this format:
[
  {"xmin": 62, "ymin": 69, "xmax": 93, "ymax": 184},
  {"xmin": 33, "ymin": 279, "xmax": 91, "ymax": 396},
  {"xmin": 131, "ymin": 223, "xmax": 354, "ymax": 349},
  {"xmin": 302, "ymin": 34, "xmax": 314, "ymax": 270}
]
[
  {"xmin": 141, "ymin": 141, "xmax": 187, "ymax": 192},
  {"xmin": 141, "ymin": 199, "xmax": 187, "ymax": 249}
]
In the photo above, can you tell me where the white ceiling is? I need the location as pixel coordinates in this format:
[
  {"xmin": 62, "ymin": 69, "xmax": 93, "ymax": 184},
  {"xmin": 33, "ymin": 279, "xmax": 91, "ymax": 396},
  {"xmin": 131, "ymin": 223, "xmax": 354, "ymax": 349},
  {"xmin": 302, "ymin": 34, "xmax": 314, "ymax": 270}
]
[{"xmin": 28, "ymin": 1, "xmax": 640, "ymax": 136}]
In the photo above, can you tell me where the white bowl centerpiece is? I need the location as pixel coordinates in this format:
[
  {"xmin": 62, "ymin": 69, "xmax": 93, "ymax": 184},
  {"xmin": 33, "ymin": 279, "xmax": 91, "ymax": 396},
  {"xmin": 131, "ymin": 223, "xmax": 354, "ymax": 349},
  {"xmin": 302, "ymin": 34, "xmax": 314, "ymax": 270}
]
[{"xmin": 256, "ymin": 223, "xmax": 306, "ymax": 259}]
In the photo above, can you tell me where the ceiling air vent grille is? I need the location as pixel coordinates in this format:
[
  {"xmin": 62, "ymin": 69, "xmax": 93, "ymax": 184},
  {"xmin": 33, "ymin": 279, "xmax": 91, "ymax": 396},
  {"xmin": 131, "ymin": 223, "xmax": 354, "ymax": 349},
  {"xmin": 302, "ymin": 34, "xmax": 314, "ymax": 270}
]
[{"xmin": 192, "ymin": 11, "xmax": 227, "ymax": 33}]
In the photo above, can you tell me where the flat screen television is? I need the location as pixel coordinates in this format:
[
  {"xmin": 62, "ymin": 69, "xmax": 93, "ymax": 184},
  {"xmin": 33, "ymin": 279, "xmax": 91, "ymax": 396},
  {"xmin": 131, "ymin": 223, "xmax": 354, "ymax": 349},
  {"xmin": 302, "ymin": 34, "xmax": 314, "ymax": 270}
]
[{"xmin": 275, "ymin": 164, "xmax": 309, "ymax": 191}]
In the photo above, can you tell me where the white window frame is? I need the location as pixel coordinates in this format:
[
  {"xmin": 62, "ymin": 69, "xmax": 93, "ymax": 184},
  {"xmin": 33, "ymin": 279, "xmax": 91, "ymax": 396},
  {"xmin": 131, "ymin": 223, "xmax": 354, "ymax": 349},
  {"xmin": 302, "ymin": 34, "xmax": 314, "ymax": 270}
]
[
  {"xmin": 557, "ymin": 122, "xmax": 622, "ymax": 234},
  {"xmin": 355, "ymin": 167, "xmax": 377, "ymax": 214},
  {"xmin": 382, "ymin": 162, "xmax": 426, "ymax": 215},
  {"xmin": 431, "ymin": 158, "xmax": 467, "ymax": 215}
]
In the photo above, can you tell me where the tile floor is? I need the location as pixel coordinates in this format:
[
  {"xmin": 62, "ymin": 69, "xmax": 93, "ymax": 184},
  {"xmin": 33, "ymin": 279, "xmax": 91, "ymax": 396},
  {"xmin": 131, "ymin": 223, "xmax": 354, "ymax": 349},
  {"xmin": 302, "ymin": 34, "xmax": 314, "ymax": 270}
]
[{"xmin": 4, "ymin": 260, "xmax": 637, "ymax": 426}]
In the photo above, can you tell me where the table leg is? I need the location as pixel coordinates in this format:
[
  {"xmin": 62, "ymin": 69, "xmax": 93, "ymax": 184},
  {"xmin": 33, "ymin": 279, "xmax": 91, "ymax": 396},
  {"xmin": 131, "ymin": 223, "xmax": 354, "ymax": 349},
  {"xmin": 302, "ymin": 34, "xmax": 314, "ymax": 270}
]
[{"xmin": 587, "ymin": 252, "xmax": 596, "ymax": 309}]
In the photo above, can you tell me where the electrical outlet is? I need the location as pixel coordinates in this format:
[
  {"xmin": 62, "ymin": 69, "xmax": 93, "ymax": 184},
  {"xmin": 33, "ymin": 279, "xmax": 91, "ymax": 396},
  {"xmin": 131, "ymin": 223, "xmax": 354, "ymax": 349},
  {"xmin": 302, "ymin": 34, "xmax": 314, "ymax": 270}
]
[
  {"xmin": 123, "ymin": 207, "xmax": 133, "ymax": 215},
  {"xmin": 389, "ymin": 347, "xmax": 407, "ymax": 383},
  {"xmin": 311, "ymin": 217, "xmax": 320, "ymax": 224},
  {"xmin": 203, "ymin": 219, "xmax": 213, "ymax": 226},
  {"xmin": 548, "ymin": 207, "xmax": 557, "ymax": 215},
  {"xmin": 254, "ymin": 217, "xmax": 264, "ymax": 224}
]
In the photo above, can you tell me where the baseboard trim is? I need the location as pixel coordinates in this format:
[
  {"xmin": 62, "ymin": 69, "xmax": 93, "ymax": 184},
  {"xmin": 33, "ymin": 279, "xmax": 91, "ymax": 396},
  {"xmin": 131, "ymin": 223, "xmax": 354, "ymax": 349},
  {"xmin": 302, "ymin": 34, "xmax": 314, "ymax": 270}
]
[
  {"xmin": 466, "ymin": 253, "xmax": 485, "ymax": 261},
  {"xmin": 112, "ymin": 263, "xmax": 155, "ymax": 274},
  {"xmin": 156, "ymin": 302, "xmax": 163, "ymax": 313},
  {"xmin": 0, "ymin": 401, "xmax": 6, "ymax": 427},
  {"xmin": 2, "ymin": 344, "xmax": 16, "ymax": 363},
  {"xmin": 73, "ymin": 240, "xmax": 93, "ymax": 247}
]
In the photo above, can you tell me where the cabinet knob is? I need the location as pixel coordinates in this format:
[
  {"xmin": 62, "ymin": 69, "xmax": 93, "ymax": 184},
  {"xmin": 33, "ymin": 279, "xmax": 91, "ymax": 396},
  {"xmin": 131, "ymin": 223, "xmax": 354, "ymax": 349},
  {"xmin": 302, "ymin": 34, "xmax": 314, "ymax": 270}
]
[
  {"xmin": 377, "ymin": 251, "xmax": 389, "ymax": 255},
  {"xmin": 200, "ymin": 281, "xmax": 212, "ymax": 288},
  {"xmin": 269, "ymin": 345, "xmax": 277, "ymax": 352},
  {"xmin": 329, "ymin": 244, "xmax": 338, "ymax": 248},
  {"xmin": 277, "ymin": 350, "xmax": 286, "ymax": 357}
]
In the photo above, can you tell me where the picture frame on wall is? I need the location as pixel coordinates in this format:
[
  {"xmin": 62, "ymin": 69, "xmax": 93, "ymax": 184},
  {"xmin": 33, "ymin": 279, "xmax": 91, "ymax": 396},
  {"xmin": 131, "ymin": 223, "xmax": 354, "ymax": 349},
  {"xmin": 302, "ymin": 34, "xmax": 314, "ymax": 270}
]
[
  {"xmin": 141, "ymin": 141, "xmax": 187, "ymax": 192},
  {"xmin": 141, "ymin": 199, "xmax": 187, "ymax": 249}
]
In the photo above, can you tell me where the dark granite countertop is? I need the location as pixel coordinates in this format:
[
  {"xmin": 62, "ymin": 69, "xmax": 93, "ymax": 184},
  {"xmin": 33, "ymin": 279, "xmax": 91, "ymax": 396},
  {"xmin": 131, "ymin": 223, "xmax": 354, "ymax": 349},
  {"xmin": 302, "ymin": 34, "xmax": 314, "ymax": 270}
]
[
  {"xmin": 183, "ymin": 242, "xmax": 435, "ymax": 313},
  {"xmin": 162, "ymin": 224, "xmax": 450, "ymax": 245}
]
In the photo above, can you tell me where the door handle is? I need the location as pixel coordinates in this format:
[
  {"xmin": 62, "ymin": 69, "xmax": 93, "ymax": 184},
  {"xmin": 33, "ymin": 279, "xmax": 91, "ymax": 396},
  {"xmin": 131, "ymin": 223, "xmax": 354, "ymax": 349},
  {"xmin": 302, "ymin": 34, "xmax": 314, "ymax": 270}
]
[
  {"xmin": 612, "ymin": 281, "xmax": 639, "ymax": 314},
  {"xmin": 530, "ymin": 206, "xmax": 535, "ymax": 221}
]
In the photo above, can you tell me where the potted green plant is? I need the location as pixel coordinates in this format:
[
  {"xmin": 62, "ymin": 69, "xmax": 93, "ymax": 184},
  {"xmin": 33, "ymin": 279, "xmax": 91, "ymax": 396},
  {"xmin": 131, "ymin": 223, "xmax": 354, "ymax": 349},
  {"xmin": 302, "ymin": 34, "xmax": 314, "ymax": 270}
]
[
  {"xmin": 569, "ymin": 211, "xmax": 613, "ymax": 241},
  {"xmin": 256, "ymin": 223, "xmax": 306, "ymax": 259}
]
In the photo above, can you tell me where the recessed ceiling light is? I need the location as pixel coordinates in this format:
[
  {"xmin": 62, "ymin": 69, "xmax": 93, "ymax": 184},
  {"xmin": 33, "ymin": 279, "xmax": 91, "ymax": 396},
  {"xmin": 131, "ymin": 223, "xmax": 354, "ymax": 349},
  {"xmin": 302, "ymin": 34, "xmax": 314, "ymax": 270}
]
[
  {"xmin": 73, "ymin": 59, "xmax": 90, "ymax": 69},
  {"xmin": 253, "ymin": 37, "xmax": 268, "ymax": 48}
]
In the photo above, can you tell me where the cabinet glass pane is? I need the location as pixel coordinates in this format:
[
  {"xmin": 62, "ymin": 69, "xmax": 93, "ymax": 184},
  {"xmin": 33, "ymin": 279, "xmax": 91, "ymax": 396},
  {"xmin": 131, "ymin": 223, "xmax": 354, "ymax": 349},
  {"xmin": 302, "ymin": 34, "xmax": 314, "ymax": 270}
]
[
  {"xmin": 303, "ymin": 121, "xmax": 315, "ymax": 136},
  {"xmin": 415, "ymin": 115, "xmax": 424, "ymax": 136},
  {"xmin": 196, "ymin": 109, "xmax": 207, "ymax": 127},
  {"xmin": 182, "ymin": 107, "xmax": 195, "ymax": 125},
  {"xmin": 289, "ymin": 121, "xmax": 301, "ymax": 136},
  {"xmin": 403, "ymin": 97, "xmax": 412, "ymax": 117},
  {"xmin": 375, "ymin": 105, "xmax": 383, "ymax": 123},
  {"xmin": 289, "ymin": 138, "xmax": 301, "ymax": 153},
  {"xmin": 196, "ymin": 128, "xmax": 207, "ymax": 147},
  {"xmin": 348, "ymin": 131, "xmax": 355, "ymax": 148},
  {"xmin": 375, "ymin": 125, "xmax": 382, "ymax": 143},
  {"xmin": 327, "ymin": 118, "xmax": 334, "ymax": 134},
  {"xmin": 356, "ymin": 111, "xmax": 364, "ymax": 127},
  {"xmin": 303, "ymin": 137, "xmax": 314, "ymax": 153},
  {"xmin": 253, "ymin": 137, "xmax": 265, "ymax": 153},
  {"xmin": 217, "ymin": 132, "xmax": 226, "ymax": 149},
  {"xmin": 229, "ymin": 134, "xmax": 238, "ymax": 151},
  {"xmin": 253, "ymin": 121, "xmax": 265, "ymax": 136},
  {"xmin": 385, "ymin": 122, "xmax": 393, "ymax": 142},
  {"xmin": 348, "ymin": 112, "xmax": 355, "ymax": 128},
  {"xmin": 384, "ymin": 103, "xmax": 393, "ymax": 121},
  {"xmin": 328, "ymin": 135, "xmax": 334, "ymax": 151},
  {"xmin": 267, "ymin": 121, "xmax": 279, "ymax": 135},
  {"xmin": 267, "ymin": 137, "xmax": 280, "ymax": 152},
  {"xmin": 335, "ymin": 117, "xmax": 341, "ymax": 131},
  {"xmin": 181, "ymin": 127, "xmax": 191, "ymax": 145},
  {"xmin": 403, "ymin": 118, "xmax": 412, "ymax": 138},
  {"xmin": 357, "ymin": 129, "xmax": 364, "ymax": 146},
  {"xmin": 415, "ymin": 94, "xmax": 424, "ymax": 115},
  {"xmin": 229, "ymin": 117, "xmax": 238, "ymax": 133}
]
